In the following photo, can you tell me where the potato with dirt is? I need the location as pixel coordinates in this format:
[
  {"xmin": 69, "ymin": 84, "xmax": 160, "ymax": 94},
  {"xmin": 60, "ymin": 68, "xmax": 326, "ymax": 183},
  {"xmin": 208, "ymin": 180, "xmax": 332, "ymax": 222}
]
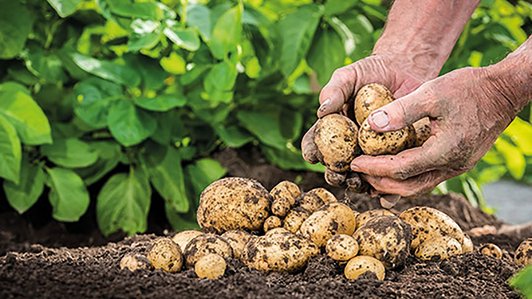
[
  {"xmin": 263, "ymin": 216, "xmax": 282, "ymax": 232},
  {"xmin": 147, "ymin": 238, "xmax": 183, "ymax": 273},
  {"xmin": 194, "ymin": 254, "xmax": 227, "ymax": 279},
  {"xmin": 221, "ymin": 230, "xmax": 252, "ymax": 259},
  {"xmin": 480, "ymin": 243, "xmax": 503, "ymax": 259},
  {"xmin": 197, "ymin": 177, "xmax": 271, "ymax": 233},
  {"xmin": 415, "ymin": 236, "xmax": 462, "ymax": 261},
  {"xmin": 355, "ymin": 209, "xmax": 394, "ymax": 230},
  {"xmin": 270, "ymin": 181, "xmax": 301, "ymax": 217},
  {"xmin": 299, "ymin": 188, "xmax": 337, "ymax": 213},
  {"xmin": 400, "ymin": 206, "xmax": 465, "ymax": 249},
  {"xmin": 326, "ymin": 234, "xmax": 359, "ymax": 262},
  {"xmin": 354, "ymin": 215, "xmax": 411, "ymax": 268},
  {"xmin": 241, "ymin": 228, "xmax": 319, "ymax": 272},
  {"xmin": 172, "ymin": 230, "xmax": 204, "ymax": 252},
  {"xmin": 354, "ymin": 83, "xmax": 394, "ymax": 126},
  {"xmin": 184, "ymin": 234, "xmax": 233, "ymax": 267},
  {"xmin": 314, "ymin": 114, "xmax": 359, "ymax": 172},
  {"xmin": 119, "ymin": 253, "xmax": 151, "ymax": 272},
  {"xmin": 299, "ymin": 203, "xmax": 356, "ymax": 247},
  {"xmin": 514, "ymin": 238, "xmax": 532, "ymax": 266},
  {"xmin": 283, "ymin": 207, "xmax": 312, "ymax": 233},
  {"xmin": 462, "ymin": 235, "xmax": 474, "ymax": 253},
  {"xmin": 344, "ymin": 256, "xmax": 385, "ymax": 281}
]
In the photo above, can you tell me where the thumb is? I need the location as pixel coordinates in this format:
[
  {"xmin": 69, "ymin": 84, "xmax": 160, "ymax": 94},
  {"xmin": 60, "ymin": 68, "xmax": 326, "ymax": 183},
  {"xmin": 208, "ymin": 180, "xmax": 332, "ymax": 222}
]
[{"xmin": 367, "ymin": 87, "xmax": 435, "ymax": 132}]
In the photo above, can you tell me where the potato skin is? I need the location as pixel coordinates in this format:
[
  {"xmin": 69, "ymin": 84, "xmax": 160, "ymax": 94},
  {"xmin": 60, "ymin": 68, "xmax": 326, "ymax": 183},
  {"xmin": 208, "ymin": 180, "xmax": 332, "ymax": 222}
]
[
  {"xmin": 479, "ymin": 243, "xmax": 502, "ymax": 259},
  {"xmin": 354, "ymin": 83, "xmax": 394, "ymax": 126},
  {"xmin": 354, "ymin": 216, "xmax": 411, "ymax": 268},
  {"xmin": 326, "ymin": 234, "xmax": 359, "ymax": 262},
  {"xmin": 299, "ymin": 188, "xmax": 337, "ymax": 213},
  {"xmin": 413, "ymin": 117, "xmax": 431, "ymax": 147},
  {"xmin": 400, "ymin": 206, "xmax": 465, "ymax": 249},
  {"xmin": 119, "ymin": 253, "xmax": 151, "ymax": 272},
  {"xmin": 194, "ymin": 254, "xmax": 227, "ymax": 279},
  {"xmin": 241, "ymin": 230, "xmax": 319, "ymax": 272},
  {"xmin": 283, "ymin": 207, "xmax": 311, "ymax": 233},
  {"xmin": 172, "ymin": 230, "xmax": 204, "ymax": 252},
  {"xmin": 514, "ymin": 238, "xmax": 532, "ymax": 266},
  {"xmin": 462, "ymin": 235, "xmax": 474, "ymax": 253},
  {"xmin": 344, "ymin": 256, "xmax": 385, "ymax": 281},
  {"xmin": 415, "ymin": 236, "xmax": 462, "ymax": 261},
  {"xmin": 355, "ymin": 209, "xmax": 395, "ymax": 230},
  {"xmin": 314, "ymin": 114, "xmax": 359, "ymax": 172},
  {"xmin": 299, "ymin": 203, "xmax": 356, "ymax": 247},
  {"xmin": 264, "ymin": 216, "xmax": 282, "ymax": 232},
  {"xmin": 358, "ymin": 120, "xmax": 415, "ymax": 156},
  {"xmin": 184, "ymin": 234, "xmax": 233, "ymax": 267},
  {"xmin": 147, "ymin": 238, "xmax": 183, "ymax": 273},
  {"xmin": 221, "ymin": 230, "xmax": 252, "ymax": 259},
  {"xmin": 197, "ymin": 177, "xmax": 271, "ymax": 233},
  {"xmin": 270, "ymin": 181, "xmax": 301, "ymax": 217}
]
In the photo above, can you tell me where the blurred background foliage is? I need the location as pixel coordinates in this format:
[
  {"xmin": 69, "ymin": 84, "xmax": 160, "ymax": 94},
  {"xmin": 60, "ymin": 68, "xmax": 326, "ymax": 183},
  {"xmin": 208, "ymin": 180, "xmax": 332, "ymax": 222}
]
[{"xmin": 0, "ymin": 0, "xmax": 530, "ymax": 236}]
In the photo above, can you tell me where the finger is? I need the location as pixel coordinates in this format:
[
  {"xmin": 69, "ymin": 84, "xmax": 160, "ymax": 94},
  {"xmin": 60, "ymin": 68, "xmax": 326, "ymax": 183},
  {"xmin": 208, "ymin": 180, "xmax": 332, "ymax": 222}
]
[
  {"xmin": 367, "ymin": 86, "xmax": 437, "ymax": 132},
  {"xmin": 362, "ymin": 170, "xmax": 448, "ymax": 197},
  {"xmin": 380, "ymin": 194, "xmax": 401, "ymax": 209},
  {"xmin": 351, "ymin": 136, "xmax": 444, "ymax": 180},
  {"xmin": 301, "ymin": 124, "xmax": 319, "ymax": 164},
  {"xmin": 317, "ymin": 67, "xmax": 357, "ymax": 117}
]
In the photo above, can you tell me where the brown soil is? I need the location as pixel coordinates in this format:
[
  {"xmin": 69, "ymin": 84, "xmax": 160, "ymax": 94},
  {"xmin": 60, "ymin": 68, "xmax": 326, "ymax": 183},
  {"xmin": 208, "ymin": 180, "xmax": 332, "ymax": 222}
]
[{"xmin": 0, "ymin": 148, "xmax": 529, "ymax": 298}]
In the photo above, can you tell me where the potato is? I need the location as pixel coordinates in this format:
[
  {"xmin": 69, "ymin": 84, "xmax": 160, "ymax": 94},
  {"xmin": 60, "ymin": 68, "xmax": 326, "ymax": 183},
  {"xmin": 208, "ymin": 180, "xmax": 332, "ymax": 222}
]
[
  {"xmin": 184, "ymin": 234, "xmax": 233, "ymax": 267},
  {"xmin": 480, "ymin": 243, "xmax": 502, "ymax": 259},
  {"xmin": 400, "ymin": 206, "xmax": 465, "ymax": 249},
  {"xmin": 324, "ymin": 168, "xmax": 347, "ymax": 187},
  {"xmin": 344, "ymin": 256, "xmax": 385, "ymax": 281},
  {"xmin": 270, "ymin": 181, "xmax": 301, "ymax": 216},
  {"xmin": 514, "ymin": 238, "xmax": 532, "ymax": 266},
  {"xmin": 283, "ymin": 207, "xmax": 311, "ymax": 233},
  {"xmin": 326, "ymin": 234, "xmax": 359, "ymax": 262},
  {"xmin": 462, "ymin": 235, "xmax": 474, "ymax": 253},
  {"xmin": 358, "ymin": 120, "xmax": 415, "ymax": 156},
  {"xmin": 241, "ymin": 229, "xmax": 319, "ymax": 272},
  {"xmin": 194, "ymin": 254, "xmax": 227, "ymax": 279},
  {"xmin": 221, "ymin": 230, "xmax": 252, "ymax": 259},
  {"xmin": 119, "ymin": 253, "xmax": 151, "ymax": 272},
  {"xmin": 264, "ymin": 216, "xmax": 282, "ymax": 232},
  {"xmin": 172, "ymin": 230, "xmax": 204, "ymax": 252},
  {"xmin": 314, "ymin": 114, "xmax": 359, "ymax": 172},
  {"xmin": 354, "ymin": 216, "xmax": 411, "ymax": 268},
  {"xmin": 413, "ymin": 117, "xmax": 431, "ymax": 147},
  {"xmin": 415, "ymin": 236, "xmax": 462, "ymax": 261},
  {"xmin": 299, "ymin": 188, "xmax": 337, "ymax": 213},
  {"xmin": 197, "ymin": 177, "xmax": 271, "ymax": 233},
  {"xmin": 354, "ymin": 83, "xmax": 394, "ymax": 126},
  {"xmin": 299, "ymin": 203, "xmax": 356, "ymax": 247},
  {"xmin": 355, "ymin": 209, "xmax": 394, "ymax": 230},
  {"xmin": 147, "ymin": 238, "xmax": 183, "ymax": 273}
]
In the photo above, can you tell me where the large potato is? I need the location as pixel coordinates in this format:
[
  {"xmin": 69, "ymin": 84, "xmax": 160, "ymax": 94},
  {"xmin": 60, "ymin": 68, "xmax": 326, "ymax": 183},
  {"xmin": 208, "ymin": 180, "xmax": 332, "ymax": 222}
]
[
  {"xmin": 354, "ymin": 83, "xmax": 394, "ymax": 126},
  {"xmin": 355, "ymin": 209, "xmax": 395, "ymax": 230},
  {"xmin": 400, "ymin": 206, "xmax": 465, "ymax": 249},
  {"xmin": 221, "ymin": 230, "xmax": 252, "ymax": 259},
  {"xmin": 354, "ymin": 216, "xmax": 411, "ymax": 268},
  {"xmin": 172, "ymin": 230, "xmax": 204, "ymax": 252},
  {"xmin": 284, "ymin": 207, "xmax": 311, "ymax": 233},
  {"xmin": 299, "ymin": 188, "xmax": 337, "ymax": 213},
  {"xmin": 326, "ymin": 234, "xmax": 359, "ymax": 262},
  {"xmin": 194, "ymin": 254, "xmax": 227, "ymax": 279},
  {"xmin": 184, "ymin": 234, "xmax": 233, "ymax": 267},
  {"xmin": 514, "ymin": 238, "xmax": 532, "ymax": 266},
  {"xmin": 147, "ymin": 238, "xmax": 183, "ymax": 273},
  {"xmin": 314, "ymin": 114, "xmax": 359, "ymax": 172},
  {"xmin": 299, "ymin": 203, "xmax": 356, "ymax": 247},
  {"xmin": 415, "ymin": 235, "xmax": 462, "ymax": 261},
  {"xmin": 358, "ymin": 120, "xmax": 415, "ymax": 156},
  {"xmin": 197, "ymin": 177, "xmax": 271, "ymax": 233},
  {"xmin": 241, "ymin": 229, "xmax": 319, "ymax": 272},
  {"xmin": 344, "ymin": 256, "xmax": 385, "ymax": 281}
]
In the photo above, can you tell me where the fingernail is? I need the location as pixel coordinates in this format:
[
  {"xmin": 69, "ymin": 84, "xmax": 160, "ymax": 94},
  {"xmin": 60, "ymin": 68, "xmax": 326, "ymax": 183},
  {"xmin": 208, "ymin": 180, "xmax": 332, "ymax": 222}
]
[
  {"xmin": 370, "ymin": 110, "xmax": 389, "ymax": 128},
  {"xmin": 318, "ymin": 98, "xmax": 331, "ymax": 112},
  {"xmin": 380, "ymin": 194, "xmax": 400, "ymax": 209}
]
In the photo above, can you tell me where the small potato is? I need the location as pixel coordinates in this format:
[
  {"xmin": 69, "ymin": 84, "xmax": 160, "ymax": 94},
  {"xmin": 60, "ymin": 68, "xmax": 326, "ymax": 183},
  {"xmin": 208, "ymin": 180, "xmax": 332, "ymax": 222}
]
[
  {"xmin": 462, "ymin": 235, "xmax": 474, "ymax": 253},
  {"xmin": 194, "ymin": 254, "xmax": 227, "ymax": 279},
  {"xmin": 241, "ymin": 229, "xmax": 319, "ymax": 272},
  {"xmin": 197, "ymin": 177, "xmax": 271, "ymax": 233},
  {"xmin": 344, "ymin": 256, "xmax": 385, "ymax": 281},
  {"xmin": 147, "ymin": 238, "xmax": 183, "ymax": 273},
  {"xmin": 358, "ymin": 120, "xmax": 415, "ymax": 156},
  {"xmin": 354, "ymin": 216, "xmax": 411, "ymax": 268},
  {"xmin": 119, "ymin": 253, "xmax": 151, "ymax": 272},
  {"xmin": 264, "ymin": 216, "xmax": 282, "ymax": 232},
  {"xmin": 400, "ymin": 206, "xmax": 465, "ymax": 249},
  {"xmin": 270, "ymin": 181, "xmax": 301, "ymax": 217},
  {"xmin": 299, "ymin": 188, "xmax": 337, "ymax": 213},
  {"xmin": 284, "ymin": 207, "xmax": 311, "ymax": 233},
  {"xmin": 221, "ymin": 230, "xmax": 252, "ymax": 259},
  {"xmin": 184, "ymin": 234, "xmax": 233, "ymax": 267},
  {"xmin": 314, "ymin": 114, "xmax": 359, "ymax": 172},
  {"xmin": 299, "ymin": 203, "xmax": 356, "ymax": 247},
  {"xmin": 355, "ymin": 209, "xmax": 395, "ymax": 230},
  {"xmin": 326, "ymin": 234, "xmax": 359, "ymax": 262},
  {"xmin": 413, "ymin": 117, "xmax": 431, "ymax": 147},
  {"xmin": 514, "ymin": 238, "xmax": 532, "ymax": 266},
  {"xmin": 354, "ymin": 83, "xmax": 394, "ymax": 126},
  {"xmin": 415, "ymin": 236, "xmax": 462, "ymax": 261},
  {"xmin": 480, "ymin": 243, "xmax": 502, "ymax": 259},
  {"xmin": 324, "ymin": 168, "xmax": 347, "ymax": 187},
  {"xmin": 172, "ymin": 230, "xmax": 204, "ymax": 252}
]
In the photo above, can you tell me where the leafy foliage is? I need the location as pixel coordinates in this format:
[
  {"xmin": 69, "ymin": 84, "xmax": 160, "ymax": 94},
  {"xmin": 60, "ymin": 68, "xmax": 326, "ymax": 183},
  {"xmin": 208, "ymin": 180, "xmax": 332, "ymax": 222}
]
[
  {"xmin": 510, "ymin": 265, "xmax": 532, "ymax": 299},
  {"xmin": 0, "ymin": 0, "xmax": 530, "ymax": 235}
]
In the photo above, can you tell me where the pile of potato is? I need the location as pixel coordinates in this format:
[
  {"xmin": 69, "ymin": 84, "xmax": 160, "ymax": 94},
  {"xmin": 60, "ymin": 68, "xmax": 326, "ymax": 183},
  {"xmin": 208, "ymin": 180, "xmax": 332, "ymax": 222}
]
[{"xmin": 119, "ymin": 177, "xmax": 532, "ymax": 281}]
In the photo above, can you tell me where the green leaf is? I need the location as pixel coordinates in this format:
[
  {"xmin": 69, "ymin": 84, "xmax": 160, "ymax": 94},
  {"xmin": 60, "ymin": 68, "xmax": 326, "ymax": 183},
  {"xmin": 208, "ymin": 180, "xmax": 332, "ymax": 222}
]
[
  {"xmin": 165, "ymin": 203, "xmax": 201, "ymax": 231},
  {"xmin": 107, "ymin": 100, "xmax": 157, "ymax": 147},
  {"xmin": 160, "ymin": 52, "xmax": 187, "ymax": 75},
  {"xmin": 262, "ymin": 145, "xmax": 325, "ymax": 172},
  {"xmin": 105, "ymin": 0, "xmax": 162, "ymax": 20},
  {"xmin": 97, "ymin": 167, "xmax": 151, "ymax": 236},
  {"xmin": 75, "ymin": 141, "xmax": 121, "ymax": 185},
  {"xmin": 215, "ymin": 125, "xmax": 253, "ymax": 148},
  {"xmin": 203, "ymin": 61, "xmax": 237, "ymax": 103},
  {"xmin": 237, "ymin": 109, "xmax": 286, "ymax": 150},
  {"xmin": 46, "ymin": 167, "xmax": 90, "ymax": 222},
  {"xmin": 0, "ymin": 0, "xmax": 33, "ymax": 59},
  {"xmin": 0, "ymin": 82, "xmax": 52, "ymax": 145},
  {"xmin": 510, "ymin": 265, "xmax": 532, "ymax": 298},
  {"xmin": 23, "ymin": 47, "xmax": 68, "ymax": 83},
  {"xmin": 128, "ymin": 32, "xmax": 160, "ymax": 52},
  {"xmin": 278, "ymin": 5, "xmax": 322, "ymax": 76},
  {"xmin": 503, "ymin": 117, "xmax": 532, "ymax": 155},
  {"xmin": 0, "ymin": 115, "xmax": 22, "ymax": 183},
  {"xmin": 41, "ymin": 138, "xmax": 98, "ymax": 168},
  {"xmin": 47, "ymin": 0, "xmax": 81, "ymax": 18},
  {"xmin": 163, "ymin": 27, "xmax": 200, "ymax": 52},
  {"xmin": 73, "ymin": 78, "xmax": 122, "ymax": 129},
  {"xmin": 308, "ymin": 29, "xmax": 345, "ymax": 86},
  {"xmin": 186, "ymin": 158, "xmax": 226, "ymax": 200},
  {"xmin": 4, "ymin": 156, "xmax": 45, "ymax": 214},
  {"xmin": 187, "ymin": 4, "xmax": 211, "ymax": 41},
  {"xmin": 71, "ymin": 53, "xmax": 141, "ymax": 87},
  {"xmin": 134, "ymin": 94, "xmax": 186, "ymax": 112},
  {"xmin": 209, "ymin": 4, "xmax": 243, "ymax": 59},
  {"xmin": 144, "ymin": 145, "xmax": 189, "ymax": 213},
  {"xmin": 494, "ymin": 138, "xmax": 526, "ymax": 180},
  {"xmin": 324, "ymin": 0, "xmax": 358, "ymax": 16}
]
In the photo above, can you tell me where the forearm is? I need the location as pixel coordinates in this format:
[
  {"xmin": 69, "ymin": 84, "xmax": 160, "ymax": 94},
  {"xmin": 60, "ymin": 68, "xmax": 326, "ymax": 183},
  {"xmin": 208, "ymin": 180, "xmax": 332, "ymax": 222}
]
[{"xmin": 373, "ymin": 0, "xmax": 479, "ymax": 81}]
